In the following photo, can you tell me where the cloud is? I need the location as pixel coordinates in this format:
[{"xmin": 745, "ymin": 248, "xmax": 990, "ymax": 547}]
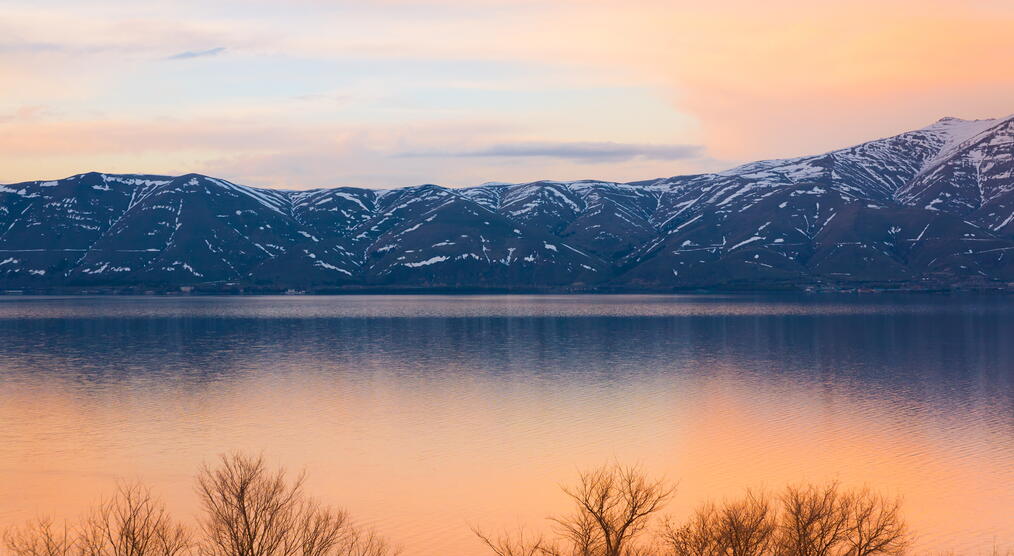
[
  {"xmin": 167, "ymin": 47, "xmax": 226, "ymax": 60},
  {"xmin": 402, "ymin": 141, "xmax": 704, "ymax": 163},
  {"xmin": 0, "ymin": 41, "xmax": 66, "ymax": 54},
  {"xmin": 0, "ymin": 105, "xmax": 48, "ymax": 123},
  {"xmin": 5, "ymin": 1, "xmax": 1012, "ymax": 186},
  {"xmin": 0, "ymin": 115, "xmax": 715, "ymax": 188}
]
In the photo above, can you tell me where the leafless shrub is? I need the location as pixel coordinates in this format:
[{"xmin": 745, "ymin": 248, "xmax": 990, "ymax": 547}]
[
  {"xmin": 195, "ymin": 453, "xmax": 396, "ymax": 556},
  {"xmin": 472, "ymin": 527, "xmax": 554, "ymax": 556},
  {"xmin": 477, "ymin": 464, "xmax": 912, "ymax": 556},
  {"xmin": 840, "ymin": 488, "xmax": 908, "ymax": 556},
  {"xmin": 776, "ymin": 483, "xmax": 852, "ymax": 556},
  {"xmin": 78, "ymin": 482, "xmax": 192, "ymax": 556},
  {"xmin": 475, "ymin": 464, "xmax": 674, "ymax": 556},
  {"xmin": 722, "ymin": 492, "xmax": 775, "ymax": 556},
  {"xmin": 664, "ymin": 482, "xmax": 907, "ymax": 556},
  {"xmin": 554, "ymin": 464, "xmax": 674, "ymax": 556},
  {"xmin": 664, "ymin": 491, "xmax": 774, "ymax": 556},
  {"xmin": 550, "ymin": 508, "xmax": 604, "ymax": 556},
  {"xmin": 662, "ymin": 504, "xmax": 724, "ymax": 556},
  {"xmin": 1, "ymin": 458, "xmax": 928, "ymax": 556},
  {"xmin": 4, "ymin": 485, "xmax": 190, "ymax": 556},
  {"xmin": 338, "ymin": 528, "xmax": 396, "ymax": 556},
  {"xmin": 775, "ymin": 482, "xmax": 908, "ymax": 556},
  {"xmin": 196, "ymin": 453, "xmax": 304, "ymax": 556},
  {"xmin": 4, "ymin": 518, "xmax": 76, "ymax": 556}
]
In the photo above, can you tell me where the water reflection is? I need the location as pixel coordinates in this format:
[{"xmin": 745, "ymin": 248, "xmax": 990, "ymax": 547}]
[{"xmin": 0, "ymin": 295, "xmax": 1011, "ymax": 554}]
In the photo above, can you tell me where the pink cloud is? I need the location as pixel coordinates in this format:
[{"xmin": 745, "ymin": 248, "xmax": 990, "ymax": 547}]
[{"xmin": 2, "ymin": 0, "xmax": 1012, "ymax": 184}]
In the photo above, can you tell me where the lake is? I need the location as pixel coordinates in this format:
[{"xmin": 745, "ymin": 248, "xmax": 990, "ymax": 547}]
[{"xmin": 0, "ymin": 294, "xmax": 1011, "ymax": 554}]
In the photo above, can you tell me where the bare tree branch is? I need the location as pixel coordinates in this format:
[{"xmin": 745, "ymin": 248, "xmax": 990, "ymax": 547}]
[
  {"xmin": 472, "ymin": 527, "xmax": 555, "ymax": 556},
  {"xmin": 195, "ymin": 453, "xmax": 396, "ymax": 556},
  {"xmin": 78, "ymin": 482, "xmax": 192, "ymax": 556},
  {"xmin": 554, "ymin": 463, "xmax": 675, "ymax": 556},
  {"xmin": 4, "ymin": 518, "xmax": 76, "ymax": 556}
]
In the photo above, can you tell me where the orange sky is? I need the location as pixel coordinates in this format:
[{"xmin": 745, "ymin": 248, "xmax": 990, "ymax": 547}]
[{"xmin": 2, "ymin": 0, "xmax": 1013, "ymax": 188}]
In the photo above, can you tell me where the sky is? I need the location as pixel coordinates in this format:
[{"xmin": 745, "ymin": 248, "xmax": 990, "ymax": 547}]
[{"xmin": 2, "ymin": 0, "xmax": 1013, "ymax": 189}]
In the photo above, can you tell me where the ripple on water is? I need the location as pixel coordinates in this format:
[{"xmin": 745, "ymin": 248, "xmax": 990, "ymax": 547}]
[{"xmin": 0, "ymin": 294, "xmax": 1010, "ymax": 555}]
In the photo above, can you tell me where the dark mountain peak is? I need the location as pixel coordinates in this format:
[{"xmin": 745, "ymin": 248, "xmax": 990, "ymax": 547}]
[
  {"xmin": 932, "ymin": 115, "xmax": 1010, "ymax": 126},
  {"xmin": 175, "ymin": 172, "xmax": 212, "ymax": 181},
  {"xmin": 2, "ymin": 115, "xmax": 1012, "ymax": 291}
]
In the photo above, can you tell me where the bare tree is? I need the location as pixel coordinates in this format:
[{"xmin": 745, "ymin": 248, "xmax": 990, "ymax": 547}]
[
  {"xmin": 720, "ymin": 492, "xmax": 775, "ymax": 556},
  {"xmin": 196, "ymin": 453, "xmax": 314, "ymax": 556},
  {"xmin": 776, "ymin": 483, "xmax": 851, "ymax": 556},
  {"xmin": 774, "ymin": 482, "xmax": 909, "ymax": 556},
  {"xmin": 473, "ymin": 464, "xmax": 673, "ymax": 556},
  {"xmin": 662, "ymin": 505, "xmax": 724, "ymax": 556},
  {"xmin": 551, "ymin": 509, "xmax": 604, "ymax": 556},
  {"xmin": 78, "ymin": 482, "xmax": 192, "ymax": 556},
  {"xmin": 663, "ymin": 491, "xmax": 774, "ymax": 556},
  {"xmin": 472, "ymin": 527, "xmax": 555, "ymax": 556},
  {"xmin": 841, "ymin": 489, "xmax": 907, "ymax": 556},
  {"xmin": 4, "ymin": 518, "xmax": 76, "ymax": 556},
  {"xmin": 195, "ymin": 453, "xmax": 395, "ymax": 556},
  {"xmin": 553, "ymin": 463, "xmax": 675, "ymax": 556},
  {"xmin": 662, "ymin": 483, "xmax": 910, "ymax": 556},
  {"xmin": 339, "ymin": 529, "xmax": 397, "ymax": 556}
]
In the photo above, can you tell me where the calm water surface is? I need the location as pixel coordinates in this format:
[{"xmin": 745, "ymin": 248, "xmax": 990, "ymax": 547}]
[{"xmin": 0, "ymin": 295, "xmax": 1011, "ymax": 554}]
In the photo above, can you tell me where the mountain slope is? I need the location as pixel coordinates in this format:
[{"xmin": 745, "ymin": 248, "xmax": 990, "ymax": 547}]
[{"xmin": 2, "ymin": 116, "xmax": 1012, "ymax": 291}]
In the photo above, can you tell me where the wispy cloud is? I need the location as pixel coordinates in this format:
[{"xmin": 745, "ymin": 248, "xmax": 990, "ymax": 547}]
[
  {"xmin": 3, "ymin": 1, "xmax": 1013, "ymax": 185},
  {"xmin": 167, "ymin": 47, "xmax": 226, "ymax": 60},
  {"xmin": 0, "ymin": 41, "xmax": 66, "ymax": 54},
  {"xmin": 402, "ymin": 141, "xmax": 704, "ymax": 163},
  {"xmin": 0, "ymin": 114, "xmax": 716, "ymax": 188},
  {"xmin": 0, "ymin": 105, "xmax": 48, "ymax": 123}
]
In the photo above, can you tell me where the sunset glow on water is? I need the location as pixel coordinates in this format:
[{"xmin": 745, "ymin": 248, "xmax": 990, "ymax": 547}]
[{"xmin": 1, "ymin": 295, "xmax": 1010, "ymax": 554}]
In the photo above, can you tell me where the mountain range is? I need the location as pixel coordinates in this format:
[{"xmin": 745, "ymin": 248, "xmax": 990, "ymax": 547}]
[{"xmin": 2, "ymin": 115, "xmax": 1012, "ymax": 292}]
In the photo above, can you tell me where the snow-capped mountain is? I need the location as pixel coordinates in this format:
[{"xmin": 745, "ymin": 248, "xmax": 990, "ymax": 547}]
[{"xmin": 2, "ymin": 116, "xmax": 1012, "ymax": 291}]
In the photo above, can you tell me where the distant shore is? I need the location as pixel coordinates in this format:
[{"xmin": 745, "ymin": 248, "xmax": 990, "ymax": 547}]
[{"xmin": 2, "ymin": 283, "xmax": 1012, "ymax": 296}]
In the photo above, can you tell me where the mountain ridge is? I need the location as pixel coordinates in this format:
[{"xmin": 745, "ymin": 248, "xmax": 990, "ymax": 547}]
[{"xmin": 2, "ymin": 116, "xmax": 1012, "ymax": 292}]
